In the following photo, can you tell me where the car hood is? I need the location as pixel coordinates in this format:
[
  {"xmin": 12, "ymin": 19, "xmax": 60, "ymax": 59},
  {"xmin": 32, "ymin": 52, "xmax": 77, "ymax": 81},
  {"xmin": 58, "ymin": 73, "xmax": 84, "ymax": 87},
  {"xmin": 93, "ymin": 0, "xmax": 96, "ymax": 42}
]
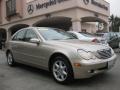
[{"xmin": 47, "ymin": 39, "xmax": 110, "ymax": 51}]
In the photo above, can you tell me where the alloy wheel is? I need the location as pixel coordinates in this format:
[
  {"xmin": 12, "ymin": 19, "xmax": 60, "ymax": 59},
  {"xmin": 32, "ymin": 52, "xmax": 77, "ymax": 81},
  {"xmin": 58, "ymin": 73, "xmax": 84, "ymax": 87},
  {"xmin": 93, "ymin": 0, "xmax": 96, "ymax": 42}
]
[{"xmin": 53, "ymin": 60, "xmax": 68, "ymax": 82}]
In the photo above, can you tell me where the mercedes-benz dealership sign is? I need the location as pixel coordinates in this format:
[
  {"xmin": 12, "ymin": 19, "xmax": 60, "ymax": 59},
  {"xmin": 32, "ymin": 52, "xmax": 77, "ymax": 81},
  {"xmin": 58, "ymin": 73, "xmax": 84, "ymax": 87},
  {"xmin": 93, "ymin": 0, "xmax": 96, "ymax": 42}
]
[
  {"xmin": 83, "ymin": 0, "xmax": 108, "ymax": 10},
  {"xmin": 91, "ymin": 0, "xmax": 108, "ymax": 10},
  {"xmin": 27, "ymin": 0, "xmax": 109, "ymax": 15},
  {"xmin": 27, "ymin": 4, "xmax": 34, "ymax": 14},
  {"xmin": 27, "ymin": 0, "xmax": 69, "ymax": 14}
]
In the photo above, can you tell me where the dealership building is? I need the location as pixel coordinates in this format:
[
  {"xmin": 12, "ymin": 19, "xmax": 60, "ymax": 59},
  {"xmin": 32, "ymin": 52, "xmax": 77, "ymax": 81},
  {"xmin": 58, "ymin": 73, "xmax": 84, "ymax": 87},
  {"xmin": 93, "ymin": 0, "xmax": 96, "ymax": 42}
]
[{"xmin": 0, "ymin": 0, "xmax": 110, "ymax": 43}]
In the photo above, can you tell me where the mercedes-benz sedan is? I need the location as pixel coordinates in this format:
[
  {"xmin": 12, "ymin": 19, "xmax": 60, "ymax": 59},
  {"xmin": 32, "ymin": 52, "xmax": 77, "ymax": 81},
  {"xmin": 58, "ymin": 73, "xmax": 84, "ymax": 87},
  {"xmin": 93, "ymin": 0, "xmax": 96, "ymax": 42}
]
[{"xmin": 6, "ymin": 27, "xmax": 117, "ymax": 84}]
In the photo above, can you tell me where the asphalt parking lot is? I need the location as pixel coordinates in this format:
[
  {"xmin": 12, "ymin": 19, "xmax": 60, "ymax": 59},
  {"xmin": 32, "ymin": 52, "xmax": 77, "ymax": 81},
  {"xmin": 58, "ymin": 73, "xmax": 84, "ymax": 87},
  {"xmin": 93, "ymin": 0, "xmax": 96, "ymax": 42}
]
[{"xmin": 0, "ymin": 50, "xmax": 120, "ymax": 90}]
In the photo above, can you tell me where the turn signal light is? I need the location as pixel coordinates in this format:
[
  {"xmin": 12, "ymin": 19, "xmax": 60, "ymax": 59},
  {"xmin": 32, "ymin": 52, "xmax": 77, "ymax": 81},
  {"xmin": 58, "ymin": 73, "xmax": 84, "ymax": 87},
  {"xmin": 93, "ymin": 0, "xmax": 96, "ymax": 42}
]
[{"xmin": 74, "ymin": 63, "xmax": 81, "ymax": 67}]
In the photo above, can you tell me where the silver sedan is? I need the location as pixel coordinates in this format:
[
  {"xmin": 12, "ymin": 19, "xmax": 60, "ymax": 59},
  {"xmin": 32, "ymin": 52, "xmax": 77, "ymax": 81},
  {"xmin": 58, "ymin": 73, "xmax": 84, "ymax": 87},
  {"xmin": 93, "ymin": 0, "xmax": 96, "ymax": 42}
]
[{"xmin": 6, "ymin": 27, "xmax": 117, "ymax": 84}]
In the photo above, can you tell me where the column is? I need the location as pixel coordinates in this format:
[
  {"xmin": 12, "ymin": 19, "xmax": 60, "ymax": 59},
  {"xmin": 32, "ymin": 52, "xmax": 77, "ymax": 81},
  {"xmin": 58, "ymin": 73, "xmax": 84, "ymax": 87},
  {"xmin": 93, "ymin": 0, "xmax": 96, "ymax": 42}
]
[
  {"xmin": 0, "ymin": 0, "xmax": 2, "ymax": 24},
  {"xmin": 104, "ymin": 23, "xmax": 109, "ymax": 32},
  {"xmin": 106, "ymin": 24, "xmax": 110, "ymax": 32},
  {"xmin": 6, "ymin": 30, "xmax": 11, "ymax": 42},
  {"xmin": 71, "ymin": 19, "xmax": 82, "ymax": 32}
]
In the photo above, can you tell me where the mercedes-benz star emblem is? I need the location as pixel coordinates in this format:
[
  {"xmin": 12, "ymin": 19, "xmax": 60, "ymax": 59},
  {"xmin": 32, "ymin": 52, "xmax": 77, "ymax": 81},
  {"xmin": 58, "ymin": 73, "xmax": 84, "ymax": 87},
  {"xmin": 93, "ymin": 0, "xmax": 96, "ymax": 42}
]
[
  {"xmin": 83, "ymin": 0, "xmax": 89, "ymax": 5},
  {"xmin": 27, "ymin": 4, "xmax": 34, "ymax": 14}
]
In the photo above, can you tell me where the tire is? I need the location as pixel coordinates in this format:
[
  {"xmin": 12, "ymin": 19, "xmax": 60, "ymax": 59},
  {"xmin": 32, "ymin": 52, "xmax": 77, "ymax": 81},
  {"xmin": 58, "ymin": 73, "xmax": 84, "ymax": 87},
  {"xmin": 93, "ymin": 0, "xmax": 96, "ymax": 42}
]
[
  {"xmin": 119, "ymin": 42, "xmax": 120, "ymax": 48},
  {"xmin": 51, "ymin": 56, "xmax": 74, "ymax": 84},
  {"xmin": 7, "ymin": 52, "xmax": 15, "ymax": 66}
]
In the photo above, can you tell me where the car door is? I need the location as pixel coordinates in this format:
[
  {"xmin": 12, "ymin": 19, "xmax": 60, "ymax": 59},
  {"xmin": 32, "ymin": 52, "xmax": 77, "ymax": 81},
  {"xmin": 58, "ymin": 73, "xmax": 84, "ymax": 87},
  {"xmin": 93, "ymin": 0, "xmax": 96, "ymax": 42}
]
[
  {"xmin": 22, "ymin": 29, "xmax": 46, "ymax": 67},
  {"xmin": 11, "ymin": 29, "xmax": 27, "ymax": 61}
]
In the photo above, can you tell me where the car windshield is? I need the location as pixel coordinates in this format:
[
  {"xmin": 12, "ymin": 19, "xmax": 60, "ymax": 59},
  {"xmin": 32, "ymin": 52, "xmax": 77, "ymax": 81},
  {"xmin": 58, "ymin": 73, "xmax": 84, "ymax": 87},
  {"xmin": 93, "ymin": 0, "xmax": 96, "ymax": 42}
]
[{"xmin": 37, "ymin": 28, "xmax": 77, "ymax": 40}]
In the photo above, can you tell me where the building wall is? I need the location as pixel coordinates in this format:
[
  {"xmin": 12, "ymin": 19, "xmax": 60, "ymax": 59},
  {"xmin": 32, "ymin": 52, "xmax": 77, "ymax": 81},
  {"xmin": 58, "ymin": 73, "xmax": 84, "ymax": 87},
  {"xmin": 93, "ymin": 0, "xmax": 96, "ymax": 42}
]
[
  {"xmin": 82, "ymin": 22, "xmax": 97, "ymax": 33},
  {"xmin": 0, "ymin": 0, "xmax": 110, "ymax": 42},
  {"xmin": 0, "ymin": 0, "xmax": 110, "ymax": 25},
  {"xmin": 0, "ymin": 0, "xmax": 3, "ymax": 24}
]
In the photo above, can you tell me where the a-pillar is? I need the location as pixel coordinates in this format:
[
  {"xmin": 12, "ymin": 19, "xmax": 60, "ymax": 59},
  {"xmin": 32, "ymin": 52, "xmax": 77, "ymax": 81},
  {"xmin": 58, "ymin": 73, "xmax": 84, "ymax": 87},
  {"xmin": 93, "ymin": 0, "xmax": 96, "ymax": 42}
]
[{"xmin": 71, "ymin": 19, "xmax": 82, "ymax": 32}]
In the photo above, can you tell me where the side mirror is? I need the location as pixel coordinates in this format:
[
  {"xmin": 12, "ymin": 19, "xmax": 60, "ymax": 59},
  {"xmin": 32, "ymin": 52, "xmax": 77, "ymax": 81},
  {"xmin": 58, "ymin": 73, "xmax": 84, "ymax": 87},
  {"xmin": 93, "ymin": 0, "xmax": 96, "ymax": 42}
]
[{"xmin": 30, "ymin": 38, "xmax": 40, "ymax": 44}]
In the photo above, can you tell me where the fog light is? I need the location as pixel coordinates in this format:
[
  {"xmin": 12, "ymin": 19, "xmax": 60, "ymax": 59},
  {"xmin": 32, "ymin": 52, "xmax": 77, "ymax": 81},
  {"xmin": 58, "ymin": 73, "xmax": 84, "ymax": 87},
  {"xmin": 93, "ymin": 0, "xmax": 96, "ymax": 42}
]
[{"xmin": 88, "ymin": 70, "xmax": 95, "ymax": 73}]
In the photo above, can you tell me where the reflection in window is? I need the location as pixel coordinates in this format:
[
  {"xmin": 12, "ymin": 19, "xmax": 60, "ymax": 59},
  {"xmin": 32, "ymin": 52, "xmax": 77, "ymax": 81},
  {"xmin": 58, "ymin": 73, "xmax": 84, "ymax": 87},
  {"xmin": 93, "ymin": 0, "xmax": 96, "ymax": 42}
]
[
  {"xmin": 12, "ymin": 30, "xmax": 26, "ymax": 41},
  {"xmin": 25, "ymin": 30, "xmax": 37, "ymax": 42}
]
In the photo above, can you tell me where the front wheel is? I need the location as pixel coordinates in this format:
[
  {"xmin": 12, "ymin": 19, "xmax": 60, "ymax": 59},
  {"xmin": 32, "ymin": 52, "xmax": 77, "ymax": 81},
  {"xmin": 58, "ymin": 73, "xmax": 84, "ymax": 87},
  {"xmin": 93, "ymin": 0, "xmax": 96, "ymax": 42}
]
[
  {"xmin": 51, "ymin": 56, "xmax": 73, "ymax": 84},
  {"xmin": 119, "ymin": 42, "xmax": 120, "ymax": 48},
  {"xmin": 7, "ymin": 52, "xmax": 15, "ymax": 66}
]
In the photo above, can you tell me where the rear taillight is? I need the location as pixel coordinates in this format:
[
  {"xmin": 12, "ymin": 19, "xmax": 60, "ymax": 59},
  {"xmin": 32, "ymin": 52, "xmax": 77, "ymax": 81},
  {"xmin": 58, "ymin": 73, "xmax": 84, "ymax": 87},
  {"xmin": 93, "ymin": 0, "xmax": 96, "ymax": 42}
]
[{"xmin": 92, "ymin": 39, "xmax": 100, "ymax": 43}]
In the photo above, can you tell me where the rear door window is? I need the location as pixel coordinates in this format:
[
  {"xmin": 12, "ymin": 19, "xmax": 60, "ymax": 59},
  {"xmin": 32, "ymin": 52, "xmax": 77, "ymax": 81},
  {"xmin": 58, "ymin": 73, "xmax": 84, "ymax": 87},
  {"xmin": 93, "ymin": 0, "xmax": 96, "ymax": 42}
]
[{"xmin": 12, "ymin": 29, "xmax": 27, "ymax": 41}]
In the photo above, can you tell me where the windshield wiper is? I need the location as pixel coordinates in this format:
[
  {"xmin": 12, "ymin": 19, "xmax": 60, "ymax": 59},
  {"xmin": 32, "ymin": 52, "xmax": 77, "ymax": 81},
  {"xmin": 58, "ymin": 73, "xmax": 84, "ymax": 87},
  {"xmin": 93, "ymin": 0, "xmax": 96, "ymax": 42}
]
[{"xmin": 52, "ymin": 39, "xmax": 61, "ymax": 40}]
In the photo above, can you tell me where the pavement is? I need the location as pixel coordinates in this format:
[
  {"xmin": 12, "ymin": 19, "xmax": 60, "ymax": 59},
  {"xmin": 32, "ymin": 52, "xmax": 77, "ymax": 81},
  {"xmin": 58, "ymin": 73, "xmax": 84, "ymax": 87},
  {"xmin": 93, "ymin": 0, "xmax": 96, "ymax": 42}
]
[{"xmin": 0, "ymin": 50, "xmax": 120, "ymax": 90}]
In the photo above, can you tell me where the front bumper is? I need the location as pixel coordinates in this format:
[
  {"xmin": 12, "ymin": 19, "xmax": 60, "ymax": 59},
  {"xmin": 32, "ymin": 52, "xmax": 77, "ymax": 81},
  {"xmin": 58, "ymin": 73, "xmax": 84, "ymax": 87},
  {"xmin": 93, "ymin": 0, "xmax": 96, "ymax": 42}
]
[{"xmin": 73, "ymin": 54, "xmax": 117, "ymax": 79}]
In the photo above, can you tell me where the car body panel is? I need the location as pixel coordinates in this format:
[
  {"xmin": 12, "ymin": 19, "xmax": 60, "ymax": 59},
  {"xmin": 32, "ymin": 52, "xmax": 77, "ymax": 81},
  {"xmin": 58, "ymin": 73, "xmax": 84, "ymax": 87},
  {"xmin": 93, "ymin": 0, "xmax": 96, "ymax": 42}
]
[
  {"xmin": 68, "ymin": 31, "xmax": 107, "ymax": 45},
  {"xmin": 74, "ymin": 54, "xmax": 117, "ymax": 79}
]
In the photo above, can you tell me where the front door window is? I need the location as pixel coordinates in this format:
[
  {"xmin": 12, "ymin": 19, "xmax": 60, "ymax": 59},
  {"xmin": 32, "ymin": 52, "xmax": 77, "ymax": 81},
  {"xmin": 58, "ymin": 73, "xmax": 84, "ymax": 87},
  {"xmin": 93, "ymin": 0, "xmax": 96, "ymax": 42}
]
[{"xmin": 24, "ymin": 29, "xmax": 38, "ymax": 42}]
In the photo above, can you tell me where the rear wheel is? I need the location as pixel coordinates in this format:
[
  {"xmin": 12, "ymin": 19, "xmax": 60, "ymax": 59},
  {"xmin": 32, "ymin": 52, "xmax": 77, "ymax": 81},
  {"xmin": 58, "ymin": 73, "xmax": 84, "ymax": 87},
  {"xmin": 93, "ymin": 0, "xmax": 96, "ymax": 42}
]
[
  {"xmin": 51, "ymin": 56, "xmax": 73, "ymax": 84},
  {"xmin": 7, "ymin": 52, "xmax": 15, "ymax": 66}
]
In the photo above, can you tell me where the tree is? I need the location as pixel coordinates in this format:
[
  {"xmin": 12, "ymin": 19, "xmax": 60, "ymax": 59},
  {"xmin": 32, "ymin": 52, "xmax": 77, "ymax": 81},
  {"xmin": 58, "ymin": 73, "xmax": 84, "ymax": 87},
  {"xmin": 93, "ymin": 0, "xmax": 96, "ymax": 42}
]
[{"xmin": 109, "ymin": 15, "xmax": 120, "ymax": 32}]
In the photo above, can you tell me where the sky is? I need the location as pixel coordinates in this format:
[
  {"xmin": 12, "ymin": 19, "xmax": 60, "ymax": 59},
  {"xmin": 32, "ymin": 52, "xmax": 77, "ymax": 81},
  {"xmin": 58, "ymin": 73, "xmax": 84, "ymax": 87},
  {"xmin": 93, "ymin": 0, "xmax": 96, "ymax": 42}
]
[{"xmin": 106, "ymin": 0, "xmax": 120, "ymax": 16}]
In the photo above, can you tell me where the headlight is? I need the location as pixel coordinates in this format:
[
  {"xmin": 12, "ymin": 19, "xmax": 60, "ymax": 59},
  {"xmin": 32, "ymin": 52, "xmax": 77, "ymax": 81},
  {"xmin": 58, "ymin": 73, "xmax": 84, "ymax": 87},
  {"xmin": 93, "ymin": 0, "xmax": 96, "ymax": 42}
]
[
  {"xmin": 111, "ymin": 48, "xmax": 115, "ymax": 55},
  {"xmin": 78, "ymin": 49, "xmax": 96, "ymax": 60}
]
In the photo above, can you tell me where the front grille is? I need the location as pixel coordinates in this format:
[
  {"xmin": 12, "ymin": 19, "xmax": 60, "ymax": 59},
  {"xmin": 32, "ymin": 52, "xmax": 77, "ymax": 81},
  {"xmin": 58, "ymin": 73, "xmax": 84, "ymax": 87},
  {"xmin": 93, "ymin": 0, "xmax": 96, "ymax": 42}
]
[{"xmin": 96, "ymin": 48, "xmax": 112, "ymax": 59}]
